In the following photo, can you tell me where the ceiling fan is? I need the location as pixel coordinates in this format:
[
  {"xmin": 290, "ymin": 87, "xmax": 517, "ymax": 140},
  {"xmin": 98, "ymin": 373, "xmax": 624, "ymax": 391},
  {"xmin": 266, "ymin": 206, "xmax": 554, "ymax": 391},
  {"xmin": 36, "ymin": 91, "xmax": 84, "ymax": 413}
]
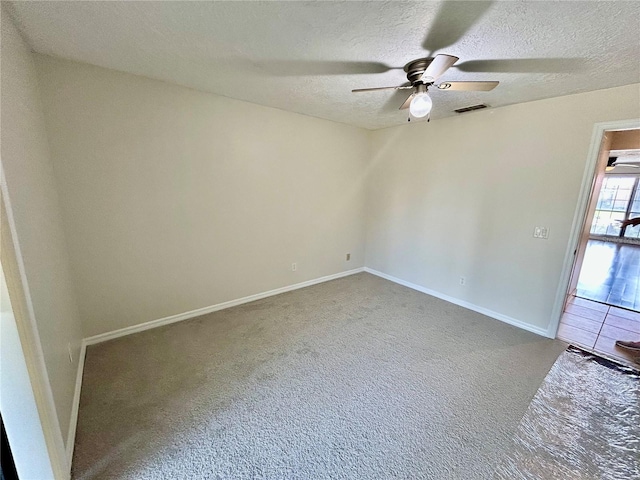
[
  {"xmin": 352, "ymin": 54, "xmax": 499, "ymax": 120},
  {"xmin": 607, "ymin": 153, "xmax": 640, "ymax": 171}
]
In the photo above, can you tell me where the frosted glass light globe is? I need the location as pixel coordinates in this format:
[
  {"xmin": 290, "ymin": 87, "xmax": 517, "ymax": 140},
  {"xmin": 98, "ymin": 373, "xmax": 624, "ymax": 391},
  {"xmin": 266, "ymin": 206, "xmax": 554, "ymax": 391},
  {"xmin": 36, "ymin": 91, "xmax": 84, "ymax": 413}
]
[{"xmin": 409, "ymin": 93, "xmax": 432, "ymax": 118}]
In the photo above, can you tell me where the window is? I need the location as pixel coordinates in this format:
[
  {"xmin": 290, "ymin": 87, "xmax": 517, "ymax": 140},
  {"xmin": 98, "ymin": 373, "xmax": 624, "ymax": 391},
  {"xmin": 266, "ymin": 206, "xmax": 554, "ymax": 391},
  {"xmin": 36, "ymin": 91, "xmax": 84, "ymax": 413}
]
[
  {"xmin": 624, "ymin": 184, "xmax": 640, "ymax": 239},
  {"xmin": 590, "ymin": 176, "xmax": 640, "ymax": 238}
]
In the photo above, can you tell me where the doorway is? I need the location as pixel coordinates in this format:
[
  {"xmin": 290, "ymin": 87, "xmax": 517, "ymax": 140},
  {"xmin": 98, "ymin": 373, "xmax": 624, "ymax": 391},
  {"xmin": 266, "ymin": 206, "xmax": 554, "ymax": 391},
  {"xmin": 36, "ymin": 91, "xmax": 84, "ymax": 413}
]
[
  {"xmin": 0, "ymin": 192, "xmax": 66, "ymax": 478},
  {"xmin": 1, "ymin": 416, "xmax": 19, "ymax": 480},
  {"xmin": 557, "ymin": 126, "xmax": 640, "ymax": 366}
]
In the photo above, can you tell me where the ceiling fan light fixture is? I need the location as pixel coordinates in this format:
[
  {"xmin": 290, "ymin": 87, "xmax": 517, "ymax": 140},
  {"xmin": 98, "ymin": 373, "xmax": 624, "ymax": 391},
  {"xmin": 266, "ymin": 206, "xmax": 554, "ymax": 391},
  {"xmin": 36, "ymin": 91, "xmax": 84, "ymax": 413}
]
[
  {"xmin": 352, "ymin": 55, "xmax": 498, "ymax": 121},
  {"xmin": 409, "ymin": 92, "xmax": 432, "ymax": 118}
]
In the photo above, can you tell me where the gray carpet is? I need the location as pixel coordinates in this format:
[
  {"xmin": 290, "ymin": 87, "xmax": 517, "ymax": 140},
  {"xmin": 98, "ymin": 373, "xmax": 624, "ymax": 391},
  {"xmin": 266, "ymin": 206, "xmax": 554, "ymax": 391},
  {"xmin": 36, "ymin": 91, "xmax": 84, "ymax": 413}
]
[{"xmin": 72, "ymin": 272, "xmax": 565, "ymax": 479}]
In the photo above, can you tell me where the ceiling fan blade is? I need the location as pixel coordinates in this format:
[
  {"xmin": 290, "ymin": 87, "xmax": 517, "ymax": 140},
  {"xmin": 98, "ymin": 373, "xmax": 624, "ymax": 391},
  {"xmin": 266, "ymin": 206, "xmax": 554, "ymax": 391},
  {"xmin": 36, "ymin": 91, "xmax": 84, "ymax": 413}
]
[
  {"xmin": 399, "ymin": 94, "xmax": 416, "ymax": 110},
  {"xmin": 263, "ymin": 60, "xmax": 400, "ymax": 76},
  {"xmin": 352, "ymin": 85, "xmax": 413, "ymax": 93},
  {"xmin": 381, "ymin": 88, "xmax": 414, "ymax": 113},
  {"xmin": 455, "ymin": 58, "xmax": 585, "ymax": 73},
  {"xmin": 422, "ymin": 1, "xmax": 493, "ymax": 54},
  {"xmin": 420, "ymin": 54, "xmax": 459, "ymax": 82},
  {"xmin": 436, "ymin": 81, "xmax": 499, "ymax": 91}
]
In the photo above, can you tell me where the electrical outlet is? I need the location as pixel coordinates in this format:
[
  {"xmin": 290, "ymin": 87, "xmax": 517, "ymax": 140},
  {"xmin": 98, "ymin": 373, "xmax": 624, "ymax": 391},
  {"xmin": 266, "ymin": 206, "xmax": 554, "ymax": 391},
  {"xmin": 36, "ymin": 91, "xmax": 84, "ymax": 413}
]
[
  {"xmin": 291, "ymin": 263, "xmax": 297, "ymax": 271},
  {"xmin": 67, "ymin": 343, "xmax": 73, "ymax": 363},
  {"xmin": 460, "ymin": 276, "xmax": 466, "ymax": 286},
  {"xmin": 346, "ymin": 253, "xmax": 351, "ymax": 261}
]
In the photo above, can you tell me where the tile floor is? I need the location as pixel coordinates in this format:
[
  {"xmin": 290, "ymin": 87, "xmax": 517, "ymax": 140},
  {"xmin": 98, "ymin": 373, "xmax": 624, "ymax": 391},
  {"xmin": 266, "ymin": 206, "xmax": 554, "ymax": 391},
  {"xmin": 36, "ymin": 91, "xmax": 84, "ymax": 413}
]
[{"xmin": 558, "ymin": 296, "xmax": 640, "ymax": 367}]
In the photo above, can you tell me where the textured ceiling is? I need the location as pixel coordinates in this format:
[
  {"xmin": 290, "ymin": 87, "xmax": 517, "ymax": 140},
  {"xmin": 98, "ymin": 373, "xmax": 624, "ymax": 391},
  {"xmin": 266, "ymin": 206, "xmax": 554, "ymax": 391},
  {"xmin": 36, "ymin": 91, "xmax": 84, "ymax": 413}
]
[{"xmin": 6, "ymin": 1, "xmax": 640, "ymax": 130}]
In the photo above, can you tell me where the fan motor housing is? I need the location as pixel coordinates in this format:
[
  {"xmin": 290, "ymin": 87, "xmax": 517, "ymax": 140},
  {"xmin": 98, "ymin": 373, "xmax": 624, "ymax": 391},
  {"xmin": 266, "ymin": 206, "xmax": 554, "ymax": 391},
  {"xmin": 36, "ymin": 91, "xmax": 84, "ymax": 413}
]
[{"xmin": 404, "ymin": 58, "xmax": 435, "ymax": 85}]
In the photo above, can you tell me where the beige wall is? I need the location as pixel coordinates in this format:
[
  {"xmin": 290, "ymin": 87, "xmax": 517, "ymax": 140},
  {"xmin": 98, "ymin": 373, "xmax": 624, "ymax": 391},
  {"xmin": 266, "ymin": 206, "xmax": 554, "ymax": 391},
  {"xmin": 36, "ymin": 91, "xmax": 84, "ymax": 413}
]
[
  {"xmin": 1, "ymin": 13, "xmax": 83, "ymax": 453},
  {"xmin": 12, "ymin": 44, "xmax": 640, "ymax": 349},
  {"xmin": 610, "ymin": 129, "xmax": 640, "ymax": 150},
  {"xmin": 366, "ymin": 84, "xmax": 640, "ymax": 334},
  {"xmin": 35, "ymin": 55, "xmax": 370, "ymax": 337}
]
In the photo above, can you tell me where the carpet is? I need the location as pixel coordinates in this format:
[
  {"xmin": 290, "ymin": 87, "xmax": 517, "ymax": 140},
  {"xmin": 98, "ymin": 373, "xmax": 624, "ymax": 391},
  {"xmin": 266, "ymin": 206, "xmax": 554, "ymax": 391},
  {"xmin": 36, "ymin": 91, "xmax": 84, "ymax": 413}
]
[{"xmin": 72, "ymin": 272, "xmax": 565, "ymax": 479}]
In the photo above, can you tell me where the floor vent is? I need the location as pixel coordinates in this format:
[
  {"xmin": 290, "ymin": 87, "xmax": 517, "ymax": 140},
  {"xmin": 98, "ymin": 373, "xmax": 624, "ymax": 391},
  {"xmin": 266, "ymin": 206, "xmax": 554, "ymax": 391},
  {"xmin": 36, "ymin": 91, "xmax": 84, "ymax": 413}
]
[{"xmin": 454, "ymin": 104, "xmax": 488, "ymax": 114}]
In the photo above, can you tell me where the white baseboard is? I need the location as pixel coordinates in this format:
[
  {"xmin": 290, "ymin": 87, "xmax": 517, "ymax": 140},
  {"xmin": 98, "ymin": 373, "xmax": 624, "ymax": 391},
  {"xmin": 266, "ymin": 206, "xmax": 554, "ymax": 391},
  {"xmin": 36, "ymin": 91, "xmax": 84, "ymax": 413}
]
[
  {"xmin": 84, "ymin": 267, "xmax": 365, "ymax": 346},
  {"xmin": 67, "ymin": 267, "xmax": 364, "ymax": 470},
  {"xmin": 65, "ymin": 265, "xmax": 547, "ymax": 471},
  {"xmin": 364, "ymin": 267, "xmax": 551, "ymax": 338},
  {"xmin": 66, "ymin": 341, "xmax": 86, "ymax": 471}
]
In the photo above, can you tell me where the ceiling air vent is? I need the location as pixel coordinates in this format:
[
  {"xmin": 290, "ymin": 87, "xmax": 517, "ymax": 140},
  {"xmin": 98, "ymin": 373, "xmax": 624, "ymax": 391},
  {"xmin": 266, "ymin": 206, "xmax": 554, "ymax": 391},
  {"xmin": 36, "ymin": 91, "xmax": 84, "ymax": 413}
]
[{"xmin": 454, "ymin": 104, "xmax": 488, "ymax": 114}]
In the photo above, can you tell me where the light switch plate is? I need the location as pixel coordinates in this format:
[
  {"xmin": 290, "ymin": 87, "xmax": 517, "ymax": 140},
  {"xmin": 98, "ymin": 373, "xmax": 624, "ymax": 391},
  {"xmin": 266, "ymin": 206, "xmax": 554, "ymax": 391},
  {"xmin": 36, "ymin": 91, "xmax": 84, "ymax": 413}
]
[{"xmin": 533, "ymin": 226, "xmax": 549, "ymax": 239}]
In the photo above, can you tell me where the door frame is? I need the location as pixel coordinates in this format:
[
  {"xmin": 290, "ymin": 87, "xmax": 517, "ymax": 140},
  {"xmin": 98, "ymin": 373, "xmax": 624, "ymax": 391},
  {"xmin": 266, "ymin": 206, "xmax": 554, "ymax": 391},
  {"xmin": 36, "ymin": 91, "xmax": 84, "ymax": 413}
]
[
  {"xmin": 549, "ymin": 118, "xmax": 640, "ymax": 338},
  {"xmin": 0, "ymin": 174, "xmax": 68, "ymax": 478},
  {"xmin": 564, "ymin": 131, "xmax": 613, "ymax": 299}
]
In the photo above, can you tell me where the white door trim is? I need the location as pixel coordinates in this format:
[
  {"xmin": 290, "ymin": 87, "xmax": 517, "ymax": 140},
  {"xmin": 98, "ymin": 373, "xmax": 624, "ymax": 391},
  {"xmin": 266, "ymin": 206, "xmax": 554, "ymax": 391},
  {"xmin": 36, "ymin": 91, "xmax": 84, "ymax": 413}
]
[
  {"xmin": 548, "ymin": 118, "xmax": 640, "ymax": 338},
  {"xmin": 0, "ymin": 171, "xmax": 69, "ymax": 478}
]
